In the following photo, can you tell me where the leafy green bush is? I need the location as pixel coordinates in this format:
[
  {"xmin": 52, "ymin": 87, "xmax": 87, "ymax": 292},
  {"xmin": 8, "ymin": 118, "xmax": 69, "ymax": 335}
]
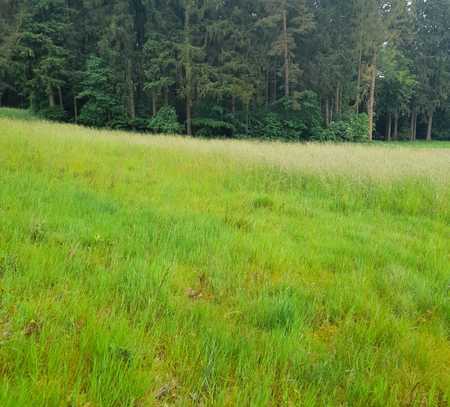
[
  {"xmin": 129, "ymin": 117, "xmax": 150, "ymax": 132},
  {"xmin": 311, "ymin": 127, "xmax": 337, "ymax": 142},
  {"xmin": 339, "ymin": 113, "xmax": 369, "ymax": 141},
  {"xmin": 290, "ymin": 91, "xmax": 323, "ymax": 133},
  {"xmin": 261, "ymin": 113, "xmax": 283, "ymax": 138},
  {"xmin": 283, "ymin": 118, "xmax": 308, "ymax": 140},
  {"xmin": 348, "ymin": 113, "xmax": 369, "ymax": 141},
  {"xmin": 109, "ymin": 116, "xmax": 132, "ymax": 130},
  {"xmin": 78, "ymin": 101, "xmax": 115, "ymax": 127},
  {"xmin": 148, "ymin": 106, "xmax": 182, "ymax": 134},
  {"xmin": 314, "ymin": 113, "xmax": 369, "ymax": 142},
  {"xmin": 251, "ymin": 91, "xmax": 322, "ymax": 140},
  {"xmin": 39, "ymin": 106, "xmax": 67, "ymax": 122},
  {"xmin": 191, "ymin": 118, "xmax": 235, "ymax": 137}
]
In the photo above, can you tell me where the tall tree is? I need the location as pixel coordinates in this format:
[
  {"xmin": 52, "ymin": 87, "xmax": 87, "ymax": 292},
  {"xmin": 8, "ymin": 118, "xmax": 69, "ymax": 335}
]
[
  {"xmin": 258, "ymin": 0, "xmax": 314, "ymax": 98},
  {"xmin": 378, "ymin": 46, "xmax": 416, "ymax": 140},
  {"xmin": 414, "ymin": 0, "xmax": 450, "ymax": 140},
  {"xmin": 354, "ymin": 0, "xmax": 408, "ymax": 140},
  {"xmin": 12, "ymin": 0, "xmax": 74, "ymax": 110}
]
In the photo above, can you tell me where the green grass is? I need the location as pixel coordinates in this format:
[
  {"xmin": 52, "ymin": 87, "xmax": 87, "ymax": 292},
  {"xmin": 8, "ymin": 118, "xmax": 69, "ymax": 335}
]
[
  {"xmin": 374, "ymin": 140, "xmax": 450, "ymax": 149},
  {"xmin": 0, "ymin": 109, "xmax": 449, "ymax": 406},
  {"xmin": 0, "ymin": 107, "xmax": 37, "ymax": 121}
]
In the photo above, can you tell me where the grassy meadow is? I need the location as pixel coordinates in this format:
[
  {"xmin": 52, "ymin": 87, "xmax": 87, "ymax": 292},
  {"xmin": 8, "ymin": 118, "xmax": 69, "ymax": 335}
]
[{"xmin": 0, "ymin": 109, "xmax": 449, "ymax": 406}]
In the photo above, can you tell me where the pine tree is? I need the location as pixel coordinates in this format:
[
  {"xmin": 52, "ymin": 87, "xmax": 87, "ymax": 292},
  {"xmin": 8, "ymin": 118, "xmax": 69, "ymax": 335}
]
[
  {"xmin": 258, "ymin": 0, "xmax": 314, "ymax": 99},
  {"xmin": 414, "ymin": 0, "xmax": 450, "ymax": 140},
  {"xmin": 12, "ymin": 0, "xmax": 73, "ymax": 111}
]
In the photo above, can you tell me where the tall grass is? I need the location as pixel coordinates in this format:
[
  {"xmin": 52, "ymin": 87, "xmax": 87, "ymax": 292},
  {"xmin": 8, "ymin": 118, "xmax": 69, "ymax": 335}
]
[
  {"xmin": 0, "ymin": 111, "xmax": 449, "ymax": 406},
  {"xmin": 0, "ymin": 108, "xmax": 37, "ymax": 121}
]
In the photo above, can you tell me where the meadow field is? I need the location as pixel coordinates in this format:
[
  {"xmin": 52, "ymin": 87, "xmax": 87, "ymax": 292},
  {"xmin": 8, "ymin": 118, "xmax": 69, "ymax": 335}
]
[{"xmin": 0, "ymin": 109, "xmax": 449, "ymax": 406}]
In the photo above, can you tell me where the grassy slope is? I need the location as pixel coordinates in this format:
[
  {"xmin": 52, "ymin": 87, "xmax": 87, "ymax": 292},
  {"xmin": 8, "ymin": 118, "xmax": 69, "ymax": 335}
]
[
  {"xmin": 0, "ymin": 110, "xmax": 449, "ymax": 406},
  {"xmin": 0, "ymin": 107, "xmax": 38, "ymax": 121}
]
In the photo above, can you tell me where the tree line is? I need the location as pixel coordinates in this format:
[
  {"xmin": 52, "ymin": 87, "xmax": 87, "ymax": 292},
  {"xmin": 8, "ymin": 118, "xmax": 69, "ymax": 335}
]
[{"xmin": 0, "ymin": 0, "xmax": 449, "ymax": 141}]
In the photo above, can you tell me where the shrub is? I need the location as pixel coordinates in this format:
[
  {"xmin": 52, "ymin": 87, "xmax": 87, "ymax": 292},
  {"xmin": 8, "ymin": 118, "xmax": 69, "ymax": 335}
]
[
  {"xmin": 314, "ymin": 113, "xmax": 369, "ymax": 142},
  {"xmin": 79, "ymin": 101, "xmax": 117, "ymax": 127},
  {"xmin": 284, "ymin": 118, "xmax": 308, "ymax": 140},
  {"xmin": 129, "ymin": 117, "xmax": 150, "ymax": 132},
  {"xmin": 346, "ymin": 113, "xmax": 369, "ymax": 141},
  {"xmin": 191, "ymin": 117, "xmax": 235, "ymax": 137},
  {"xmin": 328, "ymin": 120, "xmax": 348, "ymax": 140},
  {"xmin": 148, "ymin": 106, "xmax": 182, "ymax": 134},
  {"xmin": 109, "ymin": 116, "xmax": 131, "ymax": 130},
  {"xmin": 39, "ymin": 106, "xmax": 67, "ymax": 122},
  {"xmin": 291, "ymin": 91, "xmax": 323, "ymax": 133},
  {"xmin": 258, "ymin": 91, "xmax": 322, "ymax": 140},
  {"xmin": 261, "ymin": 113, "xmax": 283, "ymax": 139},
  {"xmin": 311, "ymin": 127, "xmax": 337, "ymax": 142}
]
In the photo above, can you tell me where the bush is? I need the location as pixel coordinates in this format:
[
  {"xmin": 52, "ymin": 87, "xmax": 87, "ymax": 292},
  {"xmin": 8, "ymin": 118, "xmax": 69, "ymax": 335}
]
[
  {"xmin": 191, "ymin": 118, "xmax": 235, "ymax": 137},
  {"xmin": 148, "ymin": 106, "xmax": 182, "ymax": 134},
  {"xmin": 283, "ymin": 118, "xmax": 308, "ymax": 140},
  {"xmin": 78, "ymin": 101, "xmax": 120, "ymax": 127},
  {"xmin": 39, "ymin": 106, "xmax": 67, "ymax": 122},
  {"xmin": 314, "ymin": 113, "xmax": 369, "ymax": 142},
  {"xmin": 291, "ymin": 91, "xmax": 323, "ymax": 133},
  {"xmin": 129, "ymin": 117, "xmax": 150, "ymax": 132},
  {"xmin": 311, "ymin": 127, "xmax": 337, "ymax": 142},
  {"xmin": 261, "ymin": 113, "xmax": 283, "ymax": 139},
  {"xmin": 346, "ymin": 113, "xmax": 369, "ymax": 141},
  {"xmin": 253, "ymin": 91, "xmax": 322, "ymax": 140},
  {"xmin": 109, "ymin": 116, "xmax": 131, "ymax": 130}
]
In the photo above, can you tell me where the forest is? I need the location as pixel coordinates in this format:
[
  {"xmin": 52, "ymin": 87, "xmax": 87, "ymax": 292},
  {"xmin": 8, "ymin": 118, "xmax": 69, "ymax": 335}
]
[{"xmin": 0, "ymin": 0, "xmax": 449, "ymax": 141}]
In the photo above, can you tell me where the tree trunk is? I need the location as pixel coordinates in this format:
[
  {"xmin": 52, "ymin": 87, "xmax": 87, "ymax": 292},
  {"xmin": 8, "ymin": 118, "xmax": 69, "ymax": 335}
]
[
  {"xmin": 265, "ymin": 69, "xmax": 269, "ymax": 108},
  {"xmin": 355, "ymin": 47, "xmax": 362, "ymax": 113},
  {"xmin": 273, "ymin": 68, "xmax": 277, "ymax": 102},
  {"xmin": 74, "ymin": 96, "xmax": 78, "ymax": 124},
  {"xmin": 152, "ymin": 91, "xmax": 157, "ymax": 116},
  {"xmin": 409, "ymin": 109, "xmax": 416, "ymax": 141},
  {"xmin": 330, "ymin": 100, "xmax": 333, "ymax": 123},
  {"xmin": 325, "ymin": 98, "xmax": 330, "ymax": 127},
  {"xmin": 48, "ymin": 89, "xmax": 55, "ymax": 108},
  {"xmin": 393, "ymin": 111, "xmax": 399, "ymax": 140},
  {"xmin": 335, "ymin": 83, "xmax": 340, "ymax": 115},
  {"xmin": 186, "ymin": 96, "xmax": 192, "ymax": 136},
  {"xmin": 57, "ymin": 86, "xmax": 63, "ymax": 108},
  {"xmin": 367, "ymin": 51, "xmax": 377, "ymax": 141},
  {"xmin": 164, "ymin": 86, "xmax": 169, "ymax": 105},
  {"xmin": 282, "ymin": 9, "xmax": 289, "ymax": 98},
  {"xmin": 387, "ymin": 112, "xmax": 392, "ymax": 141},
  {"xmin": 231, "ymin": 95, "xmax": 236, "ymax": 115},
  {"xmin": 30, "ymin": 94, "xmax": 35, "ymax": 111},
  {"xmin": 426, "ymin": 111, "xmax": 433, "ymax": 141},
  {"xmin": 0, "ymin": 92, "xmax": 3, "ymax": 107},
  {"xmin": 414, "ymin": 112, "xmax": 419, "ymax": 140},
  {"xmin": 127, "ymin": 59, "xmax": 135, "ymax": 119},
  {"xmin": 245, "ymin": 103, "xmax": 249, "ymax": 134}
]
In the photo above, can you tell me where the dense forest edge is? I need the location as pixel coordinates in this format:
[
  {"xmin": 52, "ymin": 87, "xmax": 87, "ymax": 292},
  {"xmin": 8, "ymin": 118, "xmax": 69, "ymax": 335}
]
[{"xmin": 0, "ymin": 0, "xmax": 449, "ymax": 141}]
